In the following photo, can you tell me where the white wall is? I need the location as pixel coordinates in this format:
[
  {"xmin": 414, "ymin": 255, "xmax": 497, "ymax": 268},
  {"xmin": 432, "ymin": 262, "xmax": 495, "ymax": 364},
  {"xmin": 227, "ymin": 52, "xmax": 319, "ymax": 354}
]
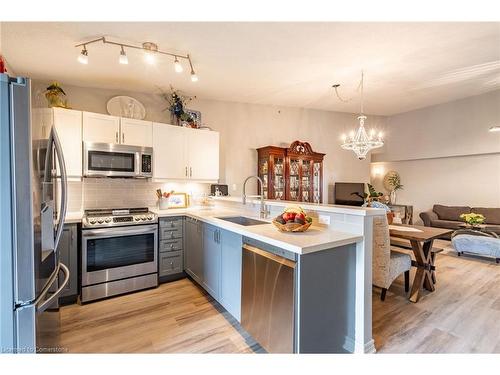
[
  {"xmin": 0, "ymin": 22, "xmax": 15, "ymax": 75},
  {"xmin": 32, "ymin": 80, "xmax": 384, "ymax": 203},
  {"xmin": 370, "ymin": 90, "xmax": 500, "ymax": 223},
  {"xmin": 371, "ymin": 154, "xmax": 500, "ymax": 223},
  {"xmin": 372, "ymin": 90, "xmax": 500, "ymax": 162}
]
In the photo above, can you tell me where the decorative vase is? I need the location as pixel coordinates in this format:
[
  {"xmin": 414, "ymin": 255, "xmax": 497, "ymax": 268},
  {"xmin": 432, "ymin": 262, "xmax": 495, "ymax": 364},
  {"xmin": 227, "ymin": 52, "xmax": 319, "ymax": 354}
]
[
  {"xmin": 390, "ymin": 190, "xmax": 397, "ymax": 205},
  {"xmin": 45, "ymin": 93, "xmax": 64, "ymax": 108}
]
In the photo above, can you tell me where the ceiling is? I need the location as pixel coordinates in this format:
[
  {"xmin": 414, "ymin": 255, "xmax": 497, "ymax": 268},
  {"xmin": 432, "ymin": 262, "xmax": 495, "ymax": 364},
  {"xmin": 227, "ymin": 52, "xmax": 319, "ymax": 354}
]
[{"xmin": 2, "ymin": 22, "xmax": 499, "ymax": 115}]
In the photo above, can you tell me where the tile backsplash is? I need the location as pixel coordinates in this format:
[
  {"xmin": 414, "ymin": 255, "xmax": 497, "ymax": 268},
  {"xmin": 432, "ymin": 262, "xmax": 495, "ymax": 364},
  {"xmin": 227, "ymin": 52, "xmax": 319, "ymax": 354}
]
[{"xmin": 67, "ymin": 178, "xmax": 211, "ymax": 212}]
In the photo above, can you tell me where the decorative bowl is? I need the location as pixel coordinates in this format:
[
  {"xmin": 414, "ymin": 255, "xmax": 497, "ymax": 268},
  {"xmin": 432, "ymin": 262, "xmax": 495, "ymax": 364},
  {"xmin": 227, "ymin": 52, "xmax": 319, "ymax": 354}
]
[{"xmin": 272, "ymin": 220, "xmax": 312, "ymax": 232}]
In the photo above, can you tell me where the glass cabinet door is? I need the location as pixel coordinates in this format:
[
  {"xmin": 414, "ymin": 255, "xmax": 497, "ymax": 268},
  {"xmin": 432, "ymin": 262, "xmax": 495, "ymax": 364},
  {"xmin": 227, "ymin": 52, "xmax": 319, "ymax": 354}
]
[
  {"xmin": 301, "ymin": 160, "xmax": 312, "ymax": 202},
  {"xmin": 258, "ymin": 158, "xmax": 269, "ymax": 198},
  {"xmin": 273, "ymin": 156, "xmax": 285, "ymax": 200},
  {"xmin": 288, "ymin": 158, "xmax": 300, "ymax": 201},
  {"xmin": 313, "ymin": 162, "xmax": 321, "ymax": 203}
]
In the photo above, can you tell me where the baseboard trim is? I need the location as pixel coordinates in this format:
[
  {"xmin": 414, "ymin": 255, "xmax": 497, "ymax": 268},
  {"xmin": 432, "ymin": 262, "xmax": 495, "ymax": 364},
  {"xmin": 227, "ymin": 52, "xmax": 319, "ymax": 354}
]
[{"xmin": 343, "ymin": 336, "xmax": 377, "ymax": 354}]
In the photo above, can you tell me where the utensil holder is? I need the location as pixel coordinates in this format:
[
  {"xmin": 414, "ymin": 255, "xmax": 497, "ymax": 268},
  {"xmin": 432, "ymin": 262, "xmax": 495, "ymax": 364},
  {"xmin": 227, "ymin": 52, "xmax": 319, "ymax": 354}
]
[{"xmin": 158, "ymin": 197, "xmax": 169, "ymax": 210}]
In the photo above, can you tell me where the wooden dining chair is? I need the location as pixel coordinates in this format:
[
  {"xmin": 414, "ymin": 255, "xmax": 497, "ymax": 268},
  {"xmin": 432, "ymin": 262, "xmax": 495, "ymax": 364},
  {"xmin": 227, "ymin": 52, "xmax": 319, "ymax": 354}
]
[{"xmin": 372, "ymin": 215, "xmax": 412, "ymax": 301}]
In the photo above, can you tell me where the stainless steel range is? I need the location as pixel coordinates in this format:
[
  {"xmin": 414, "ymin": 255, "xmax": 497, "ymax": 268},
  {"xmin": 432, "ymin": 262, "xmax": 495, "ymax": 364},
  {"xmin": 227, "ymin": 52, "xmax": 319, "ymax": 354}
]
[{"xmin": 81, "ymin": 207, "xmax": 158, "ymax": 303}]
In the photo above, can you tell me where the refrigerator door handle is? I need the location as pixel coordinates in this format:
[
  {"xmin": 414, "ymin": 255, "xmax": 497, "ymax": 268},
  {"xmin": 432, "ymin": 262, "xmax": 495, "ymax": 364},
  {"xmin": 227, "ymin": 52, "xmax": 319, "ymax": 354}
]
[
  {"xmin": 36, "ymin": 263, "xmax": 69, "ymax": 313},
  {"xmin": 50, "ymin": 127, "xmax": 68, "ymax": 251}
]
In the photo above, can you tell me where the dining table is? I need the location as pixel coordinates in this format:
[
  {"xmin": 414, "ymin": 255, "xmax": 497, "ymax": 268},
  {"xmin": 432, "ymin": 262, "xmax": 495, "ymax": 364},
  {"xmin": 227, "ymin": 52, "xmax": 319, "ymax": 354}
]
[{"xmin": 388, "ymin": 224, "xmax": 453, "ymax": 303}]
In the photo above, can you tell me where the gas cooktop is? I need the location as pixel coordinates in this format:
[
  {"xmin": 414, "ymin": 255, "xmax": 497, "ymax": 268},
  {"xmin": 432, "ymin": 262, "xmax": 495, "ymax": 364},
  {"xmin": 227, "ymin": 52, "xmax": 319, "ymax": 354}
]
[{"xmin": 82, "ymin": 207, "xmax": 157, "ymax": 228}]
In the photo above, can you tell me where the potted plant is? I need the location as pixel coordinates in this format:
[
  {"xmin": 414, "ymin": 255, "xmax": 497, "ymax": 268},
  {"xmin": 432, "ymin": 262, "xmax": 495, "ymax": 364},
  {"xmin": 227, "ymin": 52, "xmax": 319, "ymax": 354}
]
[
  {"xmin": 45, "ymin": 82, "xmax": 69, "ymax": 108},
  {"xmin": 387, "ymin": 172, "xmax": 403, "ymax": 204},
  {"xmin": 352, "ymin": 184, "xmax": 394, "ymax": 223},
  {"xmin": 460, "ymin": 213, "xmax": 486, "ymax": 228}
]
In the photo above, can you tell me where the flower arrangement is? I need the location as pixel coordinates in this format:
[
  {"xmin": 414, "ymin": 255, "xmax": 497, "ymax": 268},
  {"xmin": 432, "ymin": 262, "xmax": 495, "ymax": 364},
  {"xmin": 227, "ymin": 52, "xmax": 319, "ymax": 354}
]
[
  {"xmin": 159, "ymin": 86, "xmax": 196, "ymax": 126},
  {"xmin": 460, "ymin": 213, "xmax": 485, "ymax": 227}
]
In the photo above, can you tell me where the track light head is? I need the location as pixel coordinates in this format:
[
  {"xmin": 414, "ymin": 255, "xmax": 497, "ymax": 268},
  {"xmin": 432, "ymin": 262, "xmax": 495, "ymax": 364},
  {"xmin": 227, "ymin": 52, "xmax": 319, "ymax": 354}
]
[
  {"xmin": 144, "ymin": 51, "xmax": 155, "ymax": 64},
  {"xmin": 119, "ymin": 46, "xmax": 128, "ymax": 65},
  {"xmin": 190, "ymin": 69, "xmax": 198, "ymax": 82},
  {"xmin": 78, "ymin": 46, "xmax": 88, "ymax": 64},
  {"xmin": 174, "ymin": 56, "xmax": 183, "ymax": 73},
  {"xmin": 143, "ymin": 42, "xmax": 157, "ymax": 65}
]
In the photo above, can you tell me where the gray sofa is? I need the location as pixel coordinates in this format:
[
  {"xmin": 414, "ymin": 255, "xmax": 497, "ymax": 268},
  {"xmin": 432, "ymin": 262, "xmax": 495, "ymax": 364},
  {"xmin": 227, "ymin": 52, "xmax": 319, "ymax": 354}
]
[{"xmin": 420, "ymin": 204, "xmax": 500, "ymax": 239}]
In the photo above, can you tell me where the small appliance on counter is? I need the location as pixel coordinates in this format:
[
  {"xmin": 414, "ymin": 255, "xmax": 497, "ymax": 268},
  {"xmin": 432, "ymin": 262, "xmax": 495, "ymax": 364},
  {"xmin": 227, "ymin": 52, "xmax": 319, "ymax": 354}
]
[
  {"xmin": 80, "ymin": 207, "xmax": 158, "ymax": 303},
  {"xmin": 210, "ymin": 184, "xmax": 228, "ymax": 196}
]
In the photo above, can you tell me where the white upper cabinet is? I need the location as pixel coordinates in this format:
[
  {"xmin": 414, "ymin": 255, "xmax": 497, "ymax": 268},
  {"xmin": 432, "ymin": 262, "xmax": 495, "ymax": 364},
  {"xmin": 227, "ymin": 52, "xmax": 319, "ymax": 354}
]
[
  {"xmin": 120, "ymin": 118, "xmax": 153, "ymax": 147},
  {"xmin": 32, "ymin": 107, "xmax": 83, "ymax": 178},
  {"xmin": 186, "ymin": 128, "xmax": 220, "ymax": 181},
  {"xmin": 82, "ymin": 111, "xmax": 120, "ymax": 144},
  {"xmin": 53, "ymin": 108, "xmax": 83, "ymax": 178},
  {"xmin": 152, "ymin": 124, "xmax": 219, "ymax": 181},
  {"xmin": 83, "ymin": 112, "xmax": 152, "ymax": 147},
  {"xmin": 153, "ymin": 123, "xmax": 187, "ymax": 180}
]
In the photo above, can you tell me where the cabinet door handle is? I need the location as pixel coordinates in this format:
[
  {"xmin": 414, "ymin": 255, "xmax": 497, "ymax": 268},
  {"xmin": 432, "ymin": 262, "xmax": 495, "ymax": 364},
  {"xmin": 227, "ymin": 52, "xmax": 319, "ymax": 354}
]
[
  {"xmin": 122, "ymin": 132, "xmax": 125, "ymax": 143},
  {"xmin": 185, "ymin": 166, "xmax": 188, "ymax": 177},
  {"xmin": 190, "ymin": 167, "xmax": 192, "ymax": 178},
  {"xmin": 115, "ymin": 131, "xmax": 118, "ymax": 143}
]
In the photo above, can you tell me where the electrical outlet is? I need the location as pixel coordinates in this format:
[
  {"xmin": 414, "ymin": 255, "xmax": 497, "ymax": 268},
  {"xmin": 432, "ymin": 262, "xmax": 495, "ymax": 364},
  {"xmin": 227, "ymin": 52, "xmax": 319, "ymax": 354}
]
[
  {"xmin": 318, "ymin": 214, "xmax": 331, "ymax": 225},
  {"xmin": 232, "ymin": 184, "xmax": 237, "ymax": 192}
]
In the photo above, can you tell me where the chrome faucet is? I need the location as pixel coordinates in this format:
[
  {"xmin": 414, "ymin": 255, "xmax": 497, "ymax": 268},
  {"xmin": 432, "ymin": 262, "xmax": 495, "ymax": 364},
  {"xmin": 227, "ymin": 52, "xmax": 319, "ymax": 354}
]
[{"xmin": 242, "ymin": 175, "xmax": 269, "ymax": 218}]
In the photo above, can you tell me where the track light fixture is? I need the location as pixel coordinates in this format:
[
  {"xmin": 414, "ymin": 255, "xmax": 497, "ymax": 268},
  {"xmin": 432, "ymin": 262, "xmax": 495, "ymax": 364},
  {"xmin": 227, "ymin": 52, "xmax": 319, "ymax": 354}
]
[
  {"xmin": 119, "ymin": 46, "xmax": 128, "ymax": 65},
  {"xmin": 75, "ymin": 36, "xmax": 198, "ymax": 81},
  {"xmin": 174, "ymin": 56, "xmax": 183, "ymax": 73},
  {"xmin": 77, "ymin": 45, "xmax": 89, "ymax": 64},
  {"xmin": 187, "ymin": 54, "xmax": 198, "ymax": 82},
  {"xmin": 142, "ymin": 42, "xmax": 157, "ymax": 65}
]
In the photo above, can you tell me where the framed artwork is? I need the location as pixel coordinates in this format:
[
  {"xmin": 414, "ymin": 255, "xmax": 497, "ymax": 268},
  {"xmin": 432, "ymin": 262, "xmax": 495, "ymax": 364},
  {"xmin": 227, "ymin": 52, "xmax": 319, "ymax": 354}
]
[{"xmin": 167, "ymin": 192, "xmax": 188, "ymax": 209}]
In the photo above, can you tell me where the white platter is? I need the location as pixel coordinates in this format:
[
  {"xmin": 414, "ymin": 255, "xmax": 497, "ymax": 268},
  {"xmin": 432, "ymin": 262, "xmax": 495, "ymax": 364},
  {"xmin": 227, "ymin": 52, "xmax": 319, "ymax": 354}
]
[{"xmin": 106, "ymin": 96, "xmax": 146, "ymax": 120}]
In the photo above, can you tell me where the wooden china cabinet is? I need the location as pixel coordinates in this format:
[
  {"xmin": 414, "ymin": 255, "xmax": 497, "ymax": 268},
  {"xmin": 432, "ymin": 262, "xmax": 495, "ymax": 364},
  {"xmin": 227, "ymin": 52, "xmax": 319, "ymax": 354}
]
[{"xmin": 257, "ymin": 141, "xmax": 325, "ymax": 203}]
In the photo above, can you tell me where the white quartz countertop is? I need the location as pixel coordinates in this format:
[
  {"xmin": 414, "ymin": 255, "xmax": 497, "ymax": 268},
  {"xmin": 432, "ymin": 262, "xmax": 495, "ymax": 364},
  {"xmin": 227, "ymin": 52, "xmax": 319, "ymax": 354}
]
[
  {"xmin": 212, "ymin": 196, "xmax": 385, "ymax": 216},
  {"xmin": 151, "ymin": 207, "xmax": 363, "ymax": 255},
  {"xmin": 63, "ymin": 207, "xmax": 364, "ymax": 254},
  {"xmin": 64, "ymin": 211, "xmax": 83, "ymax": 224}
]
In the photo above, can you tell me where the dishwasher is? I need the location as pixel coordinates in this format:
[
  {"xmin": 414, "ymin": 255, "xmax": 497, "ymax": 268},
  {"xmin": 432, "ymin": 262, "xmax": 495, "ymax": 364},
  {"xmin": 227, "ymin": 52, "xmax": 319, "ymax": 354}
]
[{"xmin": 241, "ymin": 238, "xmax": 297, "ymax": 353}]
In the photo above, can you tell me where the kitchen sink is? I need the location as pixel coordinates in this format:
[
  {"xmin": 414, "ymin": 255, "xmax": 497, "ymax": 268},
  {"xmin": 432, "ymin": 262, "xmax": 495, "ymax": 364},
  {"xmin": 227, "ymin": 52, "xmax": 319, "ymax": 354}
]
[{"xmin": 216, "ymin": 216, "xmax": 269, "ymax": 226}]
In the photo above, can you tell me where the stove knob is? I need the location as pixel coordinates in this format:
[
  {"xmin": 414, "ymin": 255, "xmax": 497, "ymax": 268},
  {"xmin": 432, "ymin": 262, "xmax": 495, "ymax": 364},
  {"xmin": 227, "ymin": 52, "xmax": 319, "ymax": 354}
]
[
  {"xmin": 134, "ymin": 216, "xmax": 141, "ymax": 221},
  {"xmin": 141, "ymin": 215, "xmax": 146, "ymax": 221},
  {"xmin": 147, "ymin": 215, "xmax": 153, "ymax": 220},
  {"xmin": 105, "ymin": 217, "xmax": 111, "ymax": 223},
  {"xmin": 97, "ymin": 219, "xmax": 104, "ymax": 224},
  {"xmin": 89, "ymin": 218, "xmax": 96, "ymax": 224}
]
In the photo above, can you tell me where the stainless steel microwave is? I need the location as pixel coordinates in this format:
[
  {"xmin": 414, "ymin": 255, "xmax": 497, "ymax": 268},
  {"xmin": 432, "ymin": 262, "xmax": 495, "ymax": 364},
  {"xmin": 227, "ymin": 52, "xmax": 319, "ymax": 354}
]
[{"xmin": 83, "ymin": 142, "xmax": 153, "ymax": 178}]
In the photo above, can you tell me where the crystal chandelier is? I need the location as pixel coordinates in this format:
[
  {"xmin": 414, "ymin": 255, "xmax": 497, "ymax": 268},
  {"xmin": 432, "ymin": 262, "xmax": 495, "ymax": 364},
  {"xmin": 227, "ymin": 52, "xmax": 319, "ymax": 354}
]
[{"xmin": 337, "ymin": 72, "xmax": 384, "ymax": 160}]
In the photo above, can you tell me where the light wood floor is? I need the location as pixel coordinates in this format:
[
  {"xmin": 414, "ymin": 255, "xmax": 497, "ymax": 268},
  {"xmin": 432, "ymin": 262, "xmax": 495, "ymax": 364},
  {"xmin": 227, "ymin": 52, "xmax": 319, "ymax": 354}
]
[
  {"xmin": 373, "ymin": 240, "xmax": 500, "ymax": 353},
  {"xmin": 60, "ymin": 241, "xmax": 499, "ymax": 353},
  {"xmin": 60, "ymin": 278, "xmax": 262, "ymax": 353}
]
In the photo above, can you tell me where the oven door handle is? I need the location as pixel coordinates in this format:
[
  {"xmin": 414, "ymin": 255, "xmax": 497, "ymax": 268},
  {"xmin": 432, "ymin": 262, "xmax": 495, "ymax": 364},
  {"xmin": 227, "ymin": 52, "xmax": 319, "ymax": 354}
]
[{"xmin": 82, "ymin": 224, "xmax": 158, "ymax": 238}]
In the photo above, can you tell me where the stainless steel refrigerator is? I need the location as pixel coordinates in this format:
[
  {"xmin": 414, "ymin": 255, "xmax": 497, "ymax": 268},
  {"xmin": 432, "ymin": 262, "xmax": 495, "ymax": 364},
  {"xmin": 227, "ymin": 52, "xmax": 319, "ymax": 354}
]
[{"xmin": 0, "ymin": 74, "xmax": 69, "ymax": 353}]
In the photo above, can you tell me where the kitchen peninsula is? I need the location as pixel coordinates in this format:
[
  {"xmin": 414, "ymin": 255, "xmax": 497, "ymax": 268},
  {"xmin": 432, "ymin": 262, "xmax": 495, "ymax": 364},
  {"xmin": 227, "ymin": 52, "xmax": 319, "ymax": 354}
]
[{"xmin": 152, "ymin": 197, "xmax": 383, "ymax": 353}]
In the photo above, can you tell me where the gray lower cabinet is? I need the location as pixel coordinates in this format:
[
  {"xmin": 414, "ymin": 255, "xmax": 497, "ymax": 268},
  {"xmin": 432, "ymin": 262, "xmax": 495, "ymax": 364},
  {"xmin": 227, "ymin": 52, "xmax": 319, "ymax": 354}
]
[
  {"xmin": 202, "ymin": 224, "xmax": 221, "ymax": 299},
  {"xmin": 57, "ymin": 223, "xmax": 78, "ymax": 299},
  {"xmin": 158, "ymin": 217, "xmax": 184, "ymax": 280},
  {"xmin": 219, "ymin": 229, "xmax": 242, "ymax": 321},
  {"xmin": 159, "ymin": 250, "xmax": 183, "ymax": 276},
  {"xmin": 185, "ymin": 220, "xmax": 242, "ymax": 321},
  {"xmin": 184, "ymin": 217, "xmax": 203, "ymax": 283}
]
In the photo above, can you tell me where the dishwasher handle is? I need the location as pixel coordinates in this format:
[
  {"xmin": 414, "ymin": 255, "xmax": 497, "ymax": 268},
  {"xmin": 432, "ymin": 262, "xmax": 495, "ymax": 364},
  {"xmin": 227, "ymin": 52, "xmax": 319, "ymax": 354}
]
[{"xmin": 242, "ymin": 244, "xmax": 296, "ymax": 269}]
